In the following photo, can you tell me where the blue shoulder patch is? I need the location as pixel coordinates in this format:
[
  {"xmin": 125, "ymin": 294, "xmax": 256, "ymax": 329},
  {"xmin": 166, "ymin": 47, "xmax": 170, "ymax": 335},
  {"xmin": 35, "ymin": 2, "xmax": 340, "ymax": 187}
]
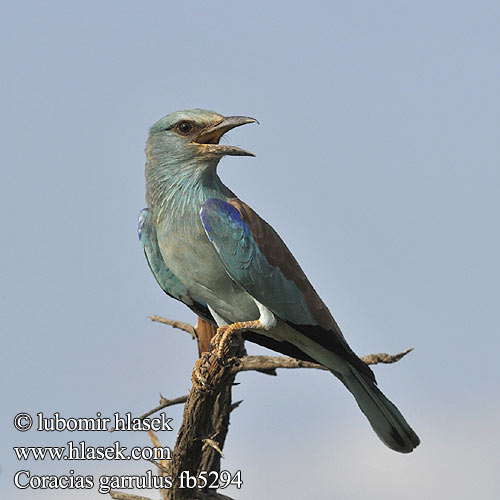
[
  {"xmin": 201, "ymin": 198, "xmax": 250, "ymax": 238},
  {"xmin": 199, "ymin": 198, "xmax": 317, "ymax": 326}
]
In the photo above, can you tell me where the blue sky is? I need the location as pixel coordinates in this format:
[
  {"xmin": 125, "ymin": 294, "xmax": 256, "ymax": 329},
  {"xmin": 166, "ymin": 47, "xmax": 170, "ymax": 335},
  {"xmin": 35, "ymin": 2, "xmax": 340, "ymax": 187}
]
[{"xmin": 2, "ymin": 1, "xmax": 499, "ymax": 498}]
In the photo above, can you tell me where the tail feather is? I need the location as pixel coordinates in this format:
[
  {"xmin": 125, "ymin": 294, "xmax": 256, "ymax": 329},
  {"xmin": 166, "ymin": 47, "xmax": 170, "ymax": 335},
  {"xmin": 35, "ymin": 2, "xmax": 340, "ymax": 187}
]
[
  {"xmin": 252, "ymin": 324, "xmax": 420, "ymax": 452},
  {"xmin": 336, "ymin": 367, "xmax": 420, "ymax": 453}
]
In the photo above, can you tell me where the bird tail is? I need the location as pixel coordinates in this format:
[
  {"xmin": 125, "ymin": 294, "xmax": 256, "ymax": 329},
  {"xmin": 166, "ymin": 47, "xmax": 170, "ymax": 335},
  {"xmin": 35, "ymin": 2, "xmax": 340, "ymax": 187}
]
[{"xmin": 335, "ymin": 366, "xmax": 420, "ymax": 453}]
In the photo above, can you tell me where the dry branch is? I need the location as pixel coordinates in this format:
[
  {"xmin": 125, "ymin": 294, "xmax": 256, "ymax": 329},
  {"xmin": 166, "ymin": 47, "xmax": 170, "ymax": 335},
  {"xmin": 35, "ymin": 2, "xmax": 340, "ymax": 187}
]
[
  {"xmin": 148, "ymin": 430, "xmax": 170, "ymax": 500},
  {"xmin": 109, "ymin": 395, "xmax": 188, "ymax": 433},
  {"xmin": 149, "ymin": 315, "xmax": 197, "ymax": 339},
  {"xmin": 111, "ymin": 316, "xmax": 414, "ymax": 499},
  {"xmin": 234, "ymin": 349, "xmax": 414, "ymax": 374},
  {"xmin": 109, "ymin": 491, "xmax": 233, "ymax": 500},
  {"xmin": 151, "ymin": 315, "xmax": 413, "ymax": 367},
  {"xmin": 137, "ymin": 395, "xmax": 189, "ymax": 422},
  {"xmin": 109, "ymin": 492, "xmax": 153, "ymax": 500}
]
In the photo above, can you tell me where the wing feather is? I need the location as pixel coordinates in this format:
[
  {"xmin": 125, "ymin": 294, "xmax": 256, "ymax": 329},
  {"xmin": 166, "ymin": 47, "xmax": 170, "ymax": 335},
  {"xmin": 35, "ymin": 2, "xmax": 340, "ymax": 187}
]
[{"xmin": 200, "ymin": 198, "xmax": 374, "ymax": 381}]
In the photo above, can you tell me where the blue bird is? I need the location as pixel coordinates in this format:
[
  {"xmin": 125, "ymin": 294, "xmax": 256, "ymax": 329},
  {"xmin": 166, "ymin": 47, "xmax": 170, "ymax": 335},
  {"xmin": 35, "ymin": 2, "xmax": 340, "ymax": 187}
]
[{"xmin": 139, "ymin": 109, "xmax": 420, "ymax": 453}]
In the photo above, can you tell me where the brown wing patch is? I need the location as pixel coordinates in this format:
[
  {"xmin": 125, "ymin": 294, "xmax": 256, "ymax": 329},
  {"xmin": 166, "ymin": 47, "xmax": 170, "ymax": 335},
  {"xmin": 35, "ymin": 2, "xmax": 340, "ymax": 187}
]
[
  {"xmin": 229, "ymin": 198, "xmax": 339, "ymax": 334},
  {"xmin": 228, "ymin": 198, "xmax": 375, "ymax": 382}
]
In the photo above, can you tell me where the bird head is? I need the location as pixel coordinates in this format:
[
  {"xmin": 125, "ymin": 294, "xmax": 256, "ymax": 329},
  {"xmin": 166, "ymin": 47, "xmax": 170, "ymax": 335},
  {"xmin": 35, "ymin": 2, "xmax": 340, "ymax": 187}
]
[{"xmin": 147, "ymin": 109, "xmax": 257, "ymax": 163}]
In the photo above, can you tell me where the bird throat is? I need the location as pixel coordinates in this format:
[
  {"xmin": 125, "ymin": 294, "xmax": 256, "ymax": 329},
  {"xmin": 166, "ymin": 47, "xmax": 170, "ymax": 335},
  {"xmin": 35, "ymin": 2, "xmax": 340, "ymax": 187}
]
[{"xmin": 145, "ymin": 155, "xmax": 234, "ymax": 223}]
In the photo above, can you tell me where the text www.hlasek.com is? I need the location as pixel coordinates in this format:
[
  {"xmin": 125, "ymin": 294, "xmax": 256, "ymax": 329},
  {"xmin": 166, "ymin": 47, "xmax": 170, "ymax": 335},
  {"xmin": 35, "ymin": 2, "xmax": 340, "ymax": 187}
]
[
  {"xmin": 14, "ymin": 441, "xmax": 171, "ymax": 461},
  {"xmin": 13, "ymin": 411, "xmax": 243, "ymax": 493},
  {"xmin": 13, "ymin": 442, "xmax": 243, "ymax": 493}
]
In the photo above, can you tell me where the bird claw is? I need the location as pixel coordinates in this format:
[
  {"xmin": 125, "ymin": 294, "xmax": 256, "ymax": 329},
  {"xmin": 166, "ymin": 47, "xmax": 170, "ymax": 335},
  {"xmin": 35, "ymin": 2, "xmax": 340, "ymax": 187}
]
[
  {"xmin": 191, "ymin": 356, "xmax": 213, "ymax": 393},
  {"xmin": 215, "ymin": 354, "xmax": 227, "ymax": 367},
  {"xmin": 192, "ymin": 373, "xmax": 213, "ymax": 393},
  {"xmin": 193, "ymin": 379, "xmax": 213, "ymax": 394},
  {"xmin": 215, "ymin": 352, "xmax": 241, "ymax": 369},
  {"xmin": 226, "ymin": 356, "xmax": 241, "ymax": 367}
]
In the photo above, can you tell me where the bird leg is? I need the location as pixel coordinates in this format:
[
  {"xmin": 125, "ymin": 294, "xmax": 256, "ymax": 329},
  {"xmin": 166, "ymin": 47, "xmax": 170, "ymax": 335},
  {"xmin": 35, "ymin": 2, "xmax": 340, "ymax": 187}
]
[
  {"xmin": 211, "ymin": 320, "xmax": 263, "ymax": 363},
  {"xmin": 191, "ymin": 301, "xmax": 276, "ymax": 392}
]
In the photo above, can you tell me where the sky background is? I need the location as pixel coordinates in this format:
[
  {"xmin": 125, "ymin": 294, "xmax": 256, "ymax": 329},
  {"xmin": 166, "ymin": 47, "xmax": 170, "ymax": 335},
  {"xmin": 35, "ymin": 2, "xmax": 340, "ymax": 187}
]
[{"xmin": 2, "ymin": 1, "xmax": 499, "ymax": 499}]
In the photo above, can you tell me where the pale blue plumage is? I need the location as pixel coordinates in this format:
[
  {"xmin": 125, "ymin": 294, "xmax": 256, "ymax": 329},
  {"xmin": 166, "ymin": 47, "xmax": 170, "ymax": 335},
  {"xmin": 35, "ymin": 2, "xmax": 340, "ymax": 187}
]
[
  {"xmin": 138, "ymin": 208, "xmax": 212, "ymax": 322},
  {"xmin": 140, "ymin": 108, "xmax": 420, "ymax": 453},
  {"xmin": 138, "ymin": 208, "xmax": 190, "ymax": 302}
]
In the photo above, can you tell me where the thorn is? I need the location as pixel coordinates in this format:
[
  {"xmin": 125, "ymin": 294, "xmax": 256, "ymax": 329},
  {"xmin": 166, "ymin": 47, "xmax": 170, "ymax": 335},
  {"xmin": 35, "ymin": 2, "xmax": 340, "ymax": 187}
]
[
  {"xmin": 202, "ymin": 438, "xmax": 224, "ymax": 458},
  {"xmin": 230, "ymin": 400, "xmax": 243, "ymax": 412},
  {"xmin": 260, "ymin": 368, "xmax": 277, "ymax": 376}
]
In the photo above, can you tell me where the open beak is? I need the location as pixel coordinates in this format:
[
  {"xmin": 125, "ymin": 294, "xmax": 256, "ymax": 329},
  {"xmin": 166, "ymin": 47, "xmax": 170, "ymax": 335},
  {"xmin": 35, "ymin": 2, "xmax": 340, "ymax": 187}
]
[{"xmin": 193, "ymin": 116, "xmax": 258, "ymax": 157}]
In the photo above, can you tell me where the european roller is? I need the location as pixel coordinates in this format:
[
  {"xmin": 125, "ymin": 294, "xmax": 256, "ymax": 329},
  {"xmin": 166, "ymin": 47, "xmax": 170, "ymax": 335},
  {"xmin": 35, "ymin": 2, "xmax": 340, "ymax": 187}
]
[{"xmin": 138, "ymin": 109, "xmax": 420, "ymax": 453}]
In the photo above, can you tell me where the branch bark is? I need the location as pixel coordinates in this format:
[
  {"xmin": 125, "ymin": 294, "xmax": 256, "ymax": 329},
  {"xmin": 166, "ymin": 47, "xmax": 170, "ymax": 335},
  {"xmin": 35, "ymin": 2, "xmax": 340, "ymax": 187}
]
[
  {"xmin": 166, "ymin": 326, "xmax": 243, "ymax": 499},
  {"xmin": 234, "ymin": 349, "xmax": 414, "ymax": 373},
  {"xmin": 109, "ymin": 492, "xmax": 154, "ymax": 500}
]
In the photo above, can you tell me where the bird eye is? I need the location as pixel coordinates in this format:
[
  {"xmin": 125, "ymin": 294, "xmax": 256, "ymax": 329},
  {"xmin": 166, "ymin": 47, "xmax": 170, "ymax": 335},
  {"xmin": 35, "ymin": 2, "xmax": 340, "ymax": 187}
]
[{"xmin": 177, "ymin": 121, "xmax": 194, "ymax": 134}]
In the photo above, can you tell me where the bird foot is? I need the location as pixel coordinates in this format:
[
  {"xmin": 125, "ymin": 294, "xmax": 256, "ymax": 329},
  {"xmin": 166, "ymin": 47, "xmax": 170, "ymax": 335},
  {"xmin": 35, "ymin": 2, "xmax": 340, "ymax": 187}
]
[
  {"xmin": 191, "ymin": 353, "xmax": 213, "ymax": 393},
  {"xmin": 191, "ymin": 320, "xmax": 260, "ymax": 392},
  {"xmin": 212, "ymin": 320, "xmax": 262, "ymax": 364}
]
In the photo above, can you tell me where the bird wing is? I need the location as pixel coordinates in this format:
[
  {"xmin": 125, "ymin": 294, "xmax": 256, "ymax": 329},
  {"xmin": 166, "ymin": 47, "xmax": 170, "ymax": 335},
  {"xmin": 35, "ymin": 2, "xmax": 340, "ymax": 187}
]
[
  {"xmin": 138, "ymin": 208, "xmax": 213, "ymax": 323},
  {"xmin": 200, "ymin": 198, "xmax": 374, "ymax": 380}
]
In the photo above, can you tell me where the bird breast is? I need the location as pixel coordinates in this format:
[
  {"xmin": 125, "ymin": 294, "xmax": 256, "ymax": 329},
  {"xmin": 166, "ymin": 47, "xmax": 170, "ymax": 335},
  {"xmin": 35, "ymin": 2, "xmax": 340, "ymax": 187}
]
[{"xmin": 157, "ymin": 211, "xmax": 260, "ymax": 323}]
